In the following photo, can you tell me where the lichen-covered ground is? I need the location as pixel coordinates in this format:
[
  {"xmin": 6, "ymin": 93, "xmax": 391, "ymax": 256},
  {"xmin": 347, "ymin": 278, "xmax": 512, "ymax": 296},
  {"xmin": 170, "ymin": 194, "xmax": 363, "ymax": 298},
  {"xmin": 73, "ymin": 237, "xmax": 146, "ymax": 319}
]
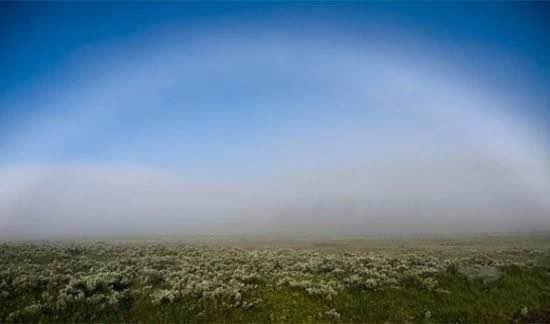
[{"xmin": 1, "ymin": 233, "xmax": 550, "ymax": 323}]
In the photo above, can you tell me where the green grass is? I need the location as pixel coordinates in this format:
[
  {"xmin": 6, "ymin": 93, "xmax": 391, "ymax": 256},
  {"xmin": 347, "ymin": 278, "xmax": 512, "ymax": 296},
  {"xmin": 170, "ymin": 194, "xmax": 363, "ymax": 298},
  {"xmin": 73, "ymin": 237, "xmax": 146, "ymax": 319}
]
[
  {"xmin": 3, "ymin": 238, "xmax": 550, "ymax": 323},
  {"xmin": 329, "ymin": 266, "xmax": 550, "ymax": 323},
  {"xmin": 31, "ymin": 265, "xmax": 546, "ymax": 323}
]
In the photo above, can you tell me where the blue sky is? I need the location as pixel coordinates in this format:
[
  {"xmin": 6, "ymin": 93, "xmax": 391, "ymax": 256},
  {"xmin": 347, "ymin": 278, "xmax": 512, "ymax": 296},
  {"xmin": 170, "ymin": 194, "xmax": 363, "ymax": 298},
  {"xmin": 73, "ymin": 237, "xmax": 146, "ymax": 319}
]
[
  {"xmin": 1, "ymin": 3, "xmax": 549, "ymax": 167},
  {"xmin": 1, "ymin": 2, "xmax": 550, "ymax": 236}
]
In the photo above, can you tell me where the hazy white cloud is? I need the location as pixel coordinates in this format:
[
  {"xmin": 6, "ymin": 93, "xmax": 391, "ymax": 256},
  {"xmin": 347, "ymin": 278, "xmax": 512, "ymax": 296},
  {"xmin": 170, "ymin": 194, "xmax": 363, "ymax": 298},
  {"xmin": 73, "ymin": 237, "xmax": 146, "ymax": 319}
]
[
  {"xmin": 1, "ymin": 152, "xmax": 549, "ymax": 238},
  {"xmin": 1, "ymin": 27, "xmax": 549, "ymax": 237}
]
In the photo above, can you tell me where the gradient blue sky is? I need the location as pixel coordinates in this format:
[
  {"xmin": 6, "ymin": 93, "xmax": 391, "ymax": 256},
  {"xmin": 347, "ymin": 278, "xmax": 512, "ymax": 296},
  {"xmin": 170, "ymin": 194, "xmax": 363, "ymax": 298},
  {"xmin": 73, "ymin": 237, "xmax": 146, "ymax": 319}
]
[{"xmin": 1, "ymin": 2, "xmax": 550, "ymax": 236}]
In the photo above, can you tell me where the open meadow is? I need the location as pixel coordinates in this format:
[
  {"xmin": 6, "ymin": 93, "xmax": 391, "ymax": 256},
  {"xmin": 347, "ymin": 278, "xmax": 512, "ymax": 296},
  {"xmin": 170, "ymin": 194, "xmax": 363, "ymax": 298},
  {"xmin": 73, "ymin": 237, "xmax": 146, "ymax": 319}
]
[
  {"xmin": 3, "ymin": 2, "xmax": 550, "ymax": 323},
  {"xmin": 2, "ymin": 233, "xmax": 550, "ymax": 323}
]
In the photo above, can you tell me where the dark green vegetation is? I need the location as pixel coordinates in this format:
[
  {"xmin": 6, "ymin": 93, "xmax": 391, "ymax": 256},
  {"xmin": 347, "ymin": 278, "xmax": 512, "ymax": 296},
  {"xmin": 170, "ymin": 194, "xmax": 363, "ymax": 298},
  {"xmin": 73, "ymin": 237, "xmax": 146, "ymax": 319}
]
[
  {"xmin": 1, "ymin": 233, "xmax": 549, "ymax": 323},
  {"xmin": 126, "ymin": 265, "xmax": 550, "ymax": 323}
]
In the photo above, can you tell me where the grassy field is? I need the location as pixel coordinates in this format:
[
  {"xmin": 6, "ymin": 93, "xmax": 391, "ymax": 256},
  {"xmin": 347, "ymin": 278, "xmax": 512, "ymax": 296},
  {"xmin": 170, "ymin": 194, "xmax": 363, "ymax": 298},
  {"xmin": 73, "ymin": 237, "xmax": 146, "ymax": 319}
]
[{"xmin": 1, "ymin": 233, "xmax": 550, "ymax": 323}]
